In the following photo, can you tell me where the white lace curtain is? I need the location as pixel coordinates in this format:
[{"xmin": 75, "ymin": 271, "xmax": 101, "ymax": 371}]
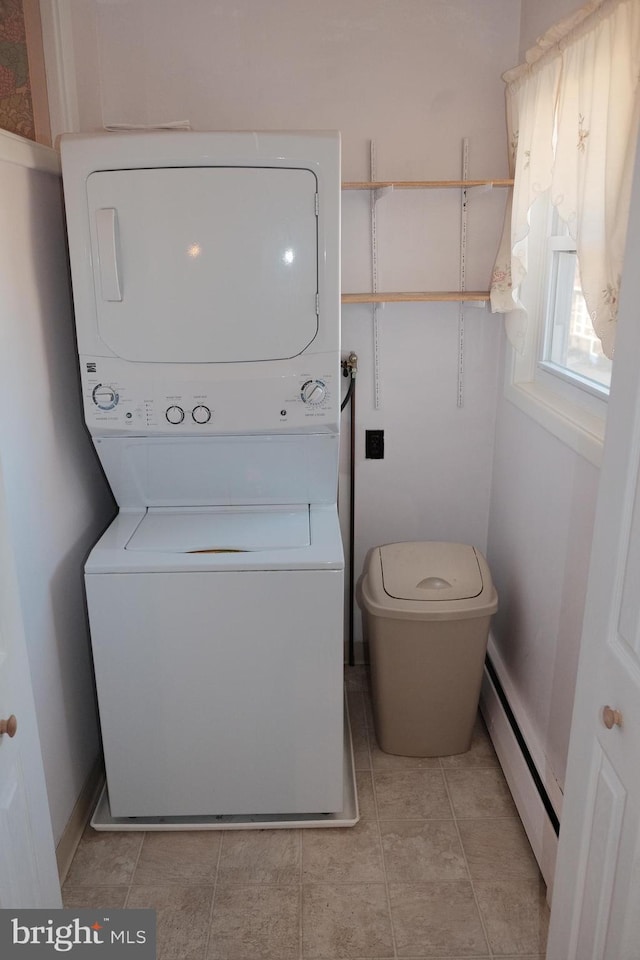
[{"xmin": 490, "ymin": 0, "xmax": 640, "ymax": 359}]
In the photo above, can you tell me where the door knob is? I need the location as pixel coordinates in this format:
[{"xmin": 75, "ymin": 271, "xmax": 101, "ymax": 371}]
[
  {"xmin": 602, "ymin": 706, "xmax": 623, "ymax": 730},
  {"xmin": 0, "ymin": 714, "xmax": 17, "ymax": 737}
]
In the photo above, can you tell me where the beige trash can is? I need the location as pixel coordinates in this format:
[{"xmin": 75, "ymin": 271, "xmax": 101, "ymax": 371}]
[{"xmin": 358, "ymin": 541, "xmax": 498, "ymax": 757}]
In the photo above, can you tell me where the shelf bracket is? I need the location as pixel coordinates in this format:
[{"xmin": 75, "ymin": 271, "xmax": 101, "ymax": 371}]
[
  {"xmin": 373, "ymin": 185, "xmax": 394, "ymax": 202},
  {"xmin": 465, "ymin": 298, "xmax": 488, "ymax": 308},
  {"xmin": 466, "ymin": 183, "xmax": 493, "ymax": 200}
]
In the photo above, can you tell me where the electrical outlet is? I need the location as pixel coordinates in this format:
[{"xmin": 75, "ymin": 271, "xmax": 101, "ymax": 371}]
[{"xmin": 365, "ymin": 429, "xmax": 384, "ymax": 459}]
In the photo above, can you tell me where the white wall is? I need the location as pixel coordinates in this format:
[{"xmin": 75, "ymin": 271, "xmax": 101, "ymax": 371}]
[
  {"xmin": 0, "ymin": 132, "xmax": 114, "ymax": 843},
  {"xmin": 487, "ymin": 382, "xmax": 599, "ymax": 794},
  {"xmin": 519, "ymin": 0, "xmax": 586, "ymax": 56},
  {"xmin": 485, "ymin": 0, "xmax": 603, "ymax": 798},
  {"xmin": 57, "ymin": 0, "xmax": 521, "ymax": 654},
  {"xmin": 64, "ymin": 0, "xmax": 516, "ymax": 180}
]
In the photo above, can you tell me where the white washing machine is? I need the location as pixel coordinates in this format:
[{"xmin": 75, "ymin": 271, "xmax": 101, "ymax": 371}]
[{"xmin": 61, "ymin": 131, "xmax": 349, "ymax": 823}]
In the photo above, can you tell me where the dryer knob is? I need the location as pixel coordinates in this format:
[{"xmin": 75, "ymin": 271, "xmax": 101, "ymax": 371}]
[
  {"xmin": 192, "ymin": 405, "xmax": 211, "ymax": 424},
  {"xmin": 166, "ymin": 405, "xmax": 185, "ymax": 425}
]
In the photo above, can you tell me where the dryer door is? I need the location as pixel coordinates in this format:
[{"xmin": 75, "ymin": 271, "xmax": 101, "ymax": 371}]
[{"xmin": 85, "ymin": 166, "xmax": 319, "ymax": 363}]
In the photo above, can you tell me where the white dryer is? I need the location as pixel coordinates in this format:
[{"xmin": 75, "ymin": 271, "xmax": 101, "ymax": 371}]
[{"xmin": 61, "ymin": 131, "xmax": 347, "ymax": 821}]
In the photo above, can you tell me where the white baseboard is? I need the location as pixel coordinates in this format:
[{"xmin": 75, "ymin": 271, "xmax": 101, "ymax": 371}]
[
  {"xmin": 56, "ymin": 759, "xmax": 105, "ymax": 883},
  {"xmin": 480, "ymin": 665, "xmax": 558, "ymax": 897},
  {"xmin": 486, "ymin": 636, "xmax": 564, "ymax": 818}
]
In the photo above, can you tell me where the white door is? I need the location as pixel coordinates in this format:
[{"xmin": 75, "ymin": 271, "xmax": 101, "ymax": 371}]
[
  {"xmin": 0, "ymin": 459, "xmax": 61, "ymax": 908},
  {"xmin": 546, "ymin": 139, "xmax": 640, "ymax": 957}
]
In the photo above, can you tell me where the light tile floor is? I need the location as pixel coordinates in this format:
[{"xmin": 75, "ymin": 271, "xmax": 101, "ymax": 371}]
[{"xmin": 63, "ymin": 667, "xmax": 549, "ymax": 959}]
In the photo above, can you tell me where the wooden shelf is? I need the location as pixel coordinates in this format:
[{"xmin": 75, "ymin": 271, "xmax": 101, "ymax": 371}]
[
  {"xmin": 342, "ymin": 178, "xmax": 513, "ymax": 190},
  {"xmin": 341, "ymin": 291, "xmax": 488, "ymax": 304},
  {"xmin": 339, "ymin": 172, "xmax": 507, "ymax": 306}
]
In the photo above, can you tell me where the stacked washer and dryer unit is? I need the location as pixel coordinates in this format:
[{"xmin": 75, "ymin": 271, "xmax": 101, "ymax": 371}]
[{"xmin": 61, "ymin": 131, "xmax": 351, "ymax": 826}]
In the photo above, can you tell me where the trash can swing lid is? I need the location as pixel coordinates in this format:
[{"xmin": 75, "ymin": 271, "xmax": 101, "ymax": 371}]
[{"xmin": 380, "ymin": 541, "xmax": 484, "ymax": 603}]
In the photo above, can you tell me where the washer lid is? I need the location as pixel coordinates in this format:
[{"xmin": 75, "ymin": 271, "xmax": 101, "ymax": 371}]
[
  {"xmin": 125, "ymin": 505, "xmax": 310, "ymax": 553},
  {"xmin": 380, "ymin": 541, "xmax": 484, "ymax": 602}
]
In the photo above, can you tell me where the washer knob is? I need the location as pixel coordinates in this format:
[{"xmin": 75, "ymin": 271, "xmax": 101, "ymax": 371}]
[
  {"xmin": 301, "ymin": 380, "xmax": 326, "ymax": 404},
  {"xmin": 92, "ymin": 384, "xmax": 119, "ymax": 410},
  {"xmin": 166, "ymin": 405, "xmax": 185, "ymax": 424},
  {"xmin": 192, "ymin": 405, "xmax": 211, "ymax": 424}
]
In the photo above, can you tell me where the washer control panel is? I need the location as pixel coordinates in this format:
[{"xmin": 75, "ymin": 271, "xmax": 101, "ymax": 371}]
[{"xmin": 81, "ymin": 357, "xmax": 337, "ymax": 435}]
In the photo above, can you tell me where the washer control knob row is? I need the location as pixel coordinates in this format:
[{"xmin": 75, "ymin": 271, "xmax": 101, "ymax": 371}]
[
  {"xmin": 300, "ymin": 379, "xmax": 326, "ymax": 405},
  {"xmin": 166, "ymin": 405, "xmax": 212, "ymax": 425}
]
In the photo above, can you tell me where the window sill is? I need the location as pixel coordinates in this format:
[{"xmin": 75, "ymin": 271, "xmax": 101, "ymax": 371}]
[{"xmin": 504, "ymin": 375, "xmax": 605, "ymax": 468}]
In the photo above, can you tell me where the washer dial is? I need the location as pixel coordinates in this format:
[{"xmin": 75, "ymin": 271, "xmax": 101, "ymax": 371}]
[
  {"xmin": 166, "ymin": 405, "xmax": 185, "ymax": 424},
  {"xmin": 300, "ymin": 379, "xmax": 327, "ymax": 404},
  {"xmin": 92, "ymin": 384, "xmax": 119, "ymax": 411},
  {"xmin": 192, "ymin": 405, "xmax": 211, "ymax": 424}
]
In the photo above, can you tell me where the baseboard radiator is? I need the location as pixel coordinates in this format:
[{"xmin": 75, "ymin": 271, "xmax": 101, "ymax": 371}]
[{"xmin": 480, "ymin": 643, "xmax": 560, "ymax": 895}]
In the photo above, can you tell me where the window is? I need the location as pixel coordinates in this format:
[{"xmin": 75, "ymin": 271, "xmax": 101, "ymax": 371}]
[
  {"xmin": 541, "ymin": 217, "xmax": 612, "ymax": 398},
  {"xmin": 504, "ymin": 194, "xmax": 607, "ymax": 467},
  {"xmin": 489, "ymin": 0, "xmax": 640, "ymax": 467}
]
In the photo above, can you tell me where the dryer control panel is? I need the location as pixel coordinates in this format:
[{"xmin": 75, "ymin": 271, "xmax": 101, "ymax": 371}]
[{"xmin": 80, "ymin": 356, "xmax": 338, "ymax": 436}]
